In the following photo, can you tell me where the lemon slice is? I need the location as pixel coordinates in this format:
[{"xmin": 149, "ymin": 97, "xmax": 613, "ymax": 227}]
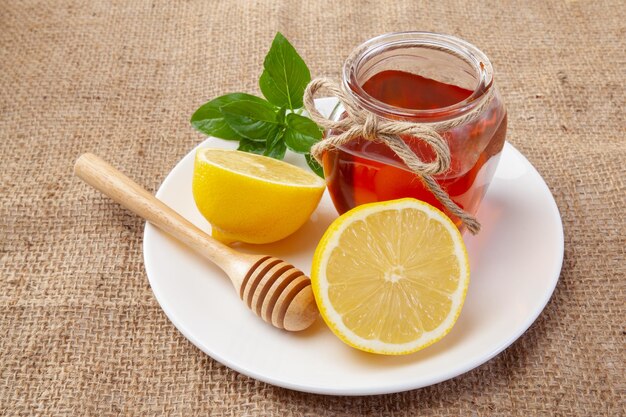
[
  {"xmin": 311, "ymin": 198, "xmax": 469, "ymax": 355},
  {"xmin": 192, "ymin": 148, "xmax": 325, "ymax": 244}
]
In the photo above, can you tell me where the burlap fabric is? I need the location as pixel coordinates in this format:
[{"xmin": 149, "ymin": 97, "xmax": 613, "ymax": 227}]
[{"xmin": 1, "ymin": 1, "xmax": 624, "ymax": 415}]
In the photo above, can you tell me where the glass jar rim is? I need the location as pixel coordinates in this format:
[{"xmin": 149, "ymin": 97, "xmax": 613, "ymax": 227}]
[{"xmin": 342, "ymin": 31, "xmax": 494, "ymax": 120}]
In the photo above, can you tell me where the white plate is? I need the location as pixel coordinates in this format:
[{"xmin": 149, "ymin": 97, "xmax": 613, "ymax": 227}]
[{"xmin": 143, "ymin": 98, "xmax": 564, "ymax": 395}]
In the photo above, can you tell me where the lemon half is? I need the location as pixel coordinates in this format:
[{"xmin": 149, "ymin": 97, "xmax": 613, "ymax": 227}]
[
  {"xmin": 192, "ymin": 149, "xmax": 326, "ymax": 244},
  {"xmin": 311, "ymin": 198, "xmax": 469, "ymax": 355}
]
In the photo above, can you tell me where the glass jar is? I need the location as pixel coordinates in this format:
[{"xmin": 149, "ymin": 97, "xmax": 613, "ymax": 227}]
[{"xmin": 323, "ymin": 32, "xmax": 507, "ymax": 228}]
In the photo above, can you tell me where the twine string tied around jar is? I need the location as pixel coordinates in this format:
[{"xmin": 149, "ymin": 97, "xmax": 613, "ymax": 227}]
[{"xmin": 303, "ymin": 77, "xmax": 494, "ymax": 235}]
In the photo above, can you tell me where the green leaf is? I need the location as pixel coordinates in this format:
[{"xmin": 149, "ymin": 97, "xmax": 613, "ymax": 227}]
[
  {"xmin": 220, "ymin": 99, "xmax": 279, "ymax": 141},
  {"xmin": 264, "ymin": 131, "xmax": 287, "ymax": 159},
  {"xmin": 305, "ymin": 154, "xmax": 324, "ymax": 178},
  {"xmin": 266, "ymin": 126, "xmax": 284, "ymax": 150},
  {"xmin": 237, "ymin": 138, "xmax": 266, "ymax": 154},
  {"xmin": 283, "ymin": 113, "xmax": 322, "ymax": 153},
  {"xmin": 259, "ymin": 32, "xmax": 311, "ymax": 109},
  {"xmin": 276, "ymin": 106, "xmax": 287, "ymax": 124},
  {"xmin": 190, "ymin": 93, "xmax": 267, "ymax": 140}
]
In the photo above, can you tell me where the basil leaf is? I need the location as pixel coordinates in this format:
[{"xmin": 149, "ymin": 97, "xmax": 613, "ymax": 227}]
[
  {"xmin": 237, "ymin": 138, "xmax": 266, "ymax": 154},
  {"xmin": 264, "ymin": 130, "xmax": 287, "ymax": 159},
  {"xmin": 259, "ymin": 32, "xmax": 311, "ymax": 109},
  {"xmin": 276, "ymin": 106, "xmax": 287, "ymax": 124},
  {"xmin": 266, "ymin": 126, "xmax": 283, "ymax": 149},
  {"xmin": 220, "ymin": 100, "xmax": 279, "ymax": 141},
  {"xmin": 305, "ymin": 154, "xmax": 324, "ymax": 178},
  {"xmin": 283, "ymin": 113, "xmax": 322, "ymax": 153},
  {"xmin": 191, "ymin": 93, "xmax": 267, "ymax": 139}
]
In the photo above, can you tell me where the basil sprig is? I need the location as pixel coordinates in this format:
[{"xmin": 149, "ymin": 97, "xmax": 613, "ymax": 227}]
[{"xmin": 191, "ymin": 33, "xmax": 323, "ymax": 177}]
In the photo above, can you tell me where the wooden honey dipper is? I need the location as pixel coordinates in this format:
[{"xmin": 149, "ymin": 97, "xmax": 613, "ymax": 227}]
[{"xmin": 74, "ymin": 153, "xmax": 319, "ymax": 331}]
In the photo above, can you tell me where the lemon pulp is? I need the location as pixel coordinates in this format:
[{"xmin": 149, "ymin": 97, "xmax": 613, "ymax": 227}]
[{"xmin": 311, "ymin": 198, "xmax": 469, "ymax": 355}]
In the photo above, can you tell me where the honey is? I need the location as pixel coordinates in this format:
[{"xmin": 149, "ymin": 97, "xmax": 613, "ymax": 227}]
[{"xmin": 322, "ymin": 33, "xmax": 507, "ymax": 228}]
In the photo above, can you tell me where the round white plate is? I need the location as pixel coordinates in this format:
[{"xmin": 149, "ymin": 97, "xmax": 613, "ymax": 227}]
[{"xmin": 143, "ymin": 98, "xmax": 564, "ymax": 395}]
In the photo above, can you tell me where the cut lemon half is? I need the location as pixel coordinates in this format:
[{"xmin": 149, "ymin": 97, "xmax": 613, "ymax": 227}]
[
  {"xmin": 192, "ymin": 148, "xmax": 325, "ymax": 244},
  {"xmin": 311, "ymin": 198, "xmax": 469, "ymax": 355}
]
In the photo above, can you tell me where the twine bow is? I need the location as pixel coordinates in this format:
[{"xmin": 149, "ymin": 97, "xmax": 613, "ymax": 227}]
[{"xmin": 303, "ymin": 77, "xmax": 491, "ymax": 235}]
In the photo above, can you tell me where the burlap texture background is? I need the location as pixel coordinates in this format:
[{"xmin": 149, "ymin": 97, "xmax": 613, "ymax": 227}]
[{"xmin": 1, "ymin": 0, "xmax": 624, "ymax": 415}]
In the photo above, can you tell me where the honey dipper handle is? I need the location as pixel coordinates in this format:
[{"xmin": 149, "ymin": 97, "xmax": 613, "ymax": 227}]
[{"xmin": 74, "ymin": 153, "xmax": 243, "ymax": 275}]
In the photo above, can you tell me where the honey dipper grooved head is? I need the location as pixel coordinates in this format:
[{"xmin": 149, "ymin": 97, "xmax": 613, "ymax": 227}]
[{"xmin": 241, "ymin": 256, "xmax": 319, "ymax": 331}]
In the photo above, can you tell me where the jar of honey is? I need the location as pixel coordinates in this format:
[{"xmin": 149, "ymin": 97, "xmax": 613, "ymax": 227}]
[{"xmin": 322, "ymin": 32, "xmax": 507, "ymax": 229}]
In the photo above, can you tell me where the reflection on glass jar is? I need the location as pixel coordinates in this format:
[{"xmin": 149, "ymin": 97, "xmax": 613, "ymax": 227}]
[{"xmin": 322, "ymin": 32, "xmax": 507, "ymax": 229}]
